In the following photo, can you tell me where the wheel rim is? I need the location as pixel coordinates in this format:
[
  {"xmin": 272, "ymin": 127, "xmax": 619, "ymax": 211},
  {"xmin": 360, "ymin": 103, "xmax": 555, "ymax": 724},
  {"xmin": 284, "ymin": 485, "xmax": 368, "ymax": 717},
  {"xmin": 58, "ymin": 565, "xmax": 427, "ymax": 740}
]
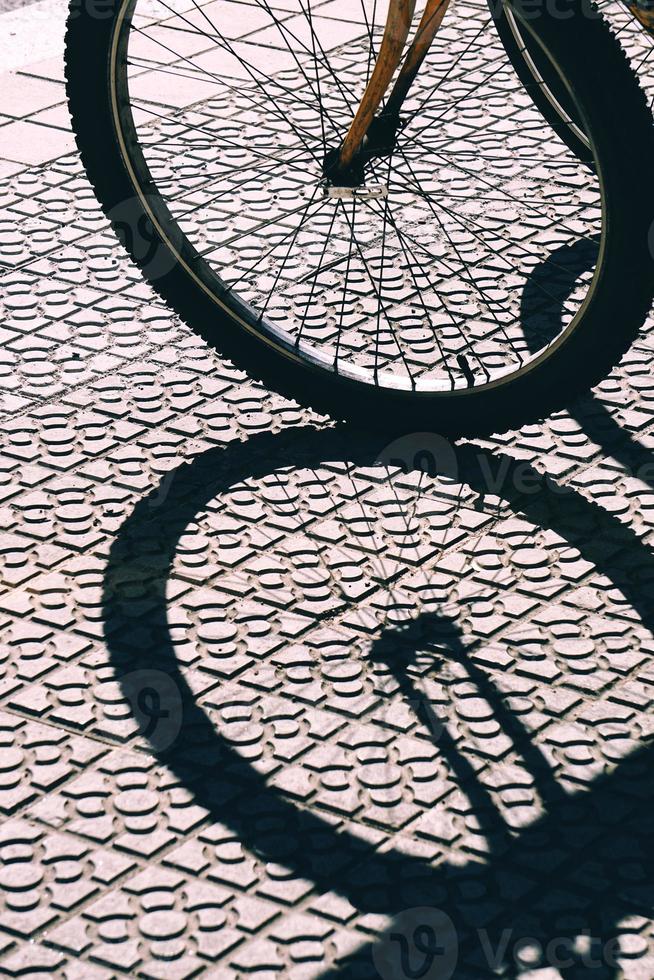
[
  {"xmin": 504, "ymin": 0, "xmax": 654, "ymax": 138},
  {"xmin": 109, "ymin": 0, "xmax": 608, "ymax": 397},
  {"xmin": 501, "ymin": 4, "xmax": 590, "ymax": 153}
]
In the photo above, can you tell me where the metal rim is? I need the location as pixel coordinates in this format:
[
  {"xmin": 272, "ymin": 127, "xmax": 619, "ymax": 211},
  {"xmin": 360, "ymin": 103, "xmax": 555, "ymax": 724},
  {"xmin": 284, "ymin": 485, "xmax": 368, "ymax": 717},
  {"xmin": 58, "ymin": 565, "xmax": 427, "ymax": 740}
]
[{"xmin": 502, "ymin": 4, "xmax": 590, "ymax": 152}]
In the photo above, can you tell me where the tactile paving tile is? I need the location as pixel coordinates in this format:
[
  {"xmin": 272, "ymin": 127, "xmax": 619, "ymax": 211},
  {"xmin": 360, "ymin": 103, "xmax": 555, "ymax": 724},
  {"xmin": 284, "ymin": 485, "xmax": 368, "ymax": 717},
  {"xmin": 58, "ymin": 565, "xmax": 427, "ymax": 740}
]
[
  {"xmin": 0, "ymin": 713, "xmax": 106, "ymax": 816},
  {"xmin": 0, "ymin": 819, "xmax": 133, "ymax": 936},
  {"xmin": 21, "ymin": 234, "xmax": 154, "ymax": 298},
  {"xmin": 1, "ymin": 273, "xmax": 187, "ymax": 369},
  {"xmin": 27, "ymin": 747, "xmax": 213, "ymax": 856},
  {"xmin": 0, "ymin": 215, "xmax": 85, "ymax": 269}
]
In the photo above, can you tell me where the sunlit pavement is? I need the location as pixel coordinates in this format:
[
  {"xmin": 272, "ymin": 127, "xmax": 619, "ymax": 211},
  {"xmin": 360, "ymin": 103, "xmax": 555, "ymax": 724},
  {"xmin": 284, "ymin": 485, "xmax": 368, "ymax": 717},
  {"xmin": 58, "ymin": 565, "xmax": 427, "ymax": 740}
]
[{"xmin": 1, "ymin": 1, "xmax": 654, "ymax": 977}]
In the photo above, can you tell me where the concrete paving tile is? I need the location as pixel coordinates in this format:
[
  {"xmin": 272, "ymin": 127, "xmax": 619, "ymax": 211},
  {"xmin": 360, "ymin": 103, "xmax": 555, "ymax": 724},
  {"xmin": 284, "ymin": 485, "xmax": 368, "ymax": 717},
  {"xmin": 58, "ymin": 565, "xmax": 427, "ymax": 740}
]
[
  {"xmin": 0, "ymin": 119, "xmax": 76, "ymax": 165},
  {"xmin": 17, "ymin": 55, "xmax": 66, "ymax": 83},
  {"xmin": 1, "ymin": 71, "xmax": 64, "ymax": 118},
  {"xmin": 0, "ymin": 0, "xmax": 66, "ymax": 74},
  {"xmin": 28, "ymin": 101, "xmax": 72, "ymax": 131},
  {"xmin": 0, "ymin": 158, "xmax": 23, "ymax": 181}
]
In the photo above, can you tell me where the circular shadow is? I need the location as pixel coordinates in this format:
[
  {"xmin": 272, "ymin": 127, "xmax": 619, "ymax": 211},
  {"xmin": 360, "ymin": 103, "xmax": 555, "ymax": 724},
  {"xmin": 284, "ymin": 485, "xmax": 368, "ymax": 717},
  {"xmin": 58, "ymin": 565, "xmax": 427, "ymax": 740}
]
[{"xmin": 103, "ymin": 423, "xmax": 654, "ymax": 975}]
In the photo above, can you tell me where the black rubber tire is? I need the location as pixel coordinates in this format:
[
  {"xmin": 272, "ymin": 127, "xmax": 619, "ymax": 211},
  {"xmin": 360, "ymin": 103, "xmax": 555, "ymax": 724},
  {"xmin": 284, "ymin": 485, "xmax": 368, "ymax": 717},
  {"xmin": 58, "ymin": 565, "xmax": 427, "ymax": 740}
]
[
  {"xmin": 488, "ymin": 0, "xmax": 594, "ymax": 163},
  {"xmin": 65, "ymin": 0, "xmax": 654, "ymax": 438}
]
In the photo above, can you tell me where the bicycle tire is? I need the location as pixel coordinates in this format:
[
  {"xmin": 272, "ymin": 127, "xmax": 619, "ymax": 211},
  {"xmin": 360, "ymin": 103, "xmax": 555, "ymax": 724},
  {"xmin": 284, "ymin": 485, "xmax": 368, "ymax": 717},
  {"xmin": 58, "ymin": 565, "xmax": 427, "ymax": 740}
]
[
  {"xmin": 488, "ymin": 0, "xmax": 594, "ymax": 162},
  {"xmin": 65, "ymin": 0, "xmax": 654, "ymax": 437}
]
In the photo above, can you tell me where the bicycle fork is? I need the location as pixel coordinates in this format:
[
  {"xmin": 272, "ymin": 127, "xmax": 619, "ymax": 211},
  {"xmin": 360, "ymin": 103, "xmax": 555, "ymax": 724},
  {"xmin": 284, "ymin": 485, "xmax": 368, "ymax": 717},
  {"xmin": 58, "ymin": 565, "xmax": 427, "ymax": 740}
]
[
  {"xmin": 325, "ymin": 0, "xmax": 453, "ymax": 185},
  {"xmin": 626, "ymin": 0, "xmax": 654, "ymax": 34}
]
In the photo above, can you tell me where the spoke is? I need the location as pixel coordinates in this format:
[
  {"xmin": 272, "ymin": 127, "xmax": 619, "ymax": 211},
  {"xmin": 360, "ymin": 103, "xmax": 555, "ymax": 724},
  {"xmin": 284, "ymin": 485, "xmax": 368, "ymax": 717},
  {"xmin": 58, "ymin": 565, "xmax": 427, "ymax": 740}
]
[
  {"xmin": 399, "ymin": 75, "xmax": 562, "ymax": 154},
  {"xmin": 297, "ymin": 247, "xmax": 354, "ymax": 283},
  {"xmin": 225, "ymin": 192, "xmax": 328, "ymax": 295},
  {"xmin": 373, "ymin": 155, "xmax": 394, "ymax": 382},
  {"xmin": 130, "ymin": 139, "xmax": 318, "ymax": 230},
  {"xmin": 243, "ymin": 0, "xmax": 360, "ymax": 116},
  {"xmin": 295, "ymin": 204, "xmax": 339, "ymax": 347},
  {"xmin": 200, "ymin": 0, "xmax": 350, "ymax": 127},
  {"xmin": 132, "ymin": 47, "xmax": 337, "ymax": 134},
  {"xmin": 631, "ymin": 37, "xmax": 654, "ymax": 72},
  {"xmin": 130, "ymin": 98, "xmax": 320, "ymax": 178},
  {"xmin": 396, "ymin": 16, "xmax": 493, "ymax": 134},
  {"xmin": 294, "ymin": 0, "xmax": 360, "ymax": 117},
  {"xmin": 428, "ymin": 191, "xmax": 585, "ymax": 324},
  {"xmin": 128, "ymin": 54, "xmax": 338, "ymax": 130},
  {"xmin": 133, "ymin": 3, "xmax": 323, "ymax": 161},
  {"xmin": 133, "ymin": 140, "xmax": 309, "ymax": 188},
  {"xmin": 400, "ymin": 68, "xmax": 553, "ymax": 155},
  {"xmin": 424, "ymin": 122, "xmax": 578, "ymax": 146},
  {"xmin": 259, "ymin": 188, "xmax": 326, "ymax": 321},
  {"xmin": 389, "ymin": 185, "xmax": 581, "ymax": 207},
  {"xmin": 130, "ymin": 23, "xmax": 324, "ymax": 154},
  {"xmin": 398, "ymin": 36, "xmax": 585, "ymax": 158},
  {"xmin": 362, "ymin": 0, "xmax": 378, "ymax": 84},
  {"xmin": 383, "ymin": 171, "xmax": 591, "ymax": 311},
  {"xmin": 372, "ymin": 203, "xmax": 459, "ymax": 384},
  {"xmin": 335, "ymin": 198, "xmax": 357, "ymax": 369},
  {"xmin": 136, "ymin": 14, "xmax": 351, "ymax": 123},
  {"xmin": 396, "ymin": 147, "xmax": 523, "ymax": 371},
  {"xmin": 434, "ymin": 195, "xmax": 594, "ymax": 319},
  {"xmin": 338, "ymin": 199, "xmax": 417, "ymax": 387},
  {"xmin": 361, "ymin": 192, "xmax": 467, "ymax": 387},
  {"xmin": 427, "ymin": 147, "xmax": 600, "ymax": 246},
  {"xmin": 606, "ymin": 5, "xmax": 649, "ymax": 41},
  {"xmin": 246, "ymin": 0, "xmax": 345, "ymax": 132},
  {"xmin": 305, "ymin": 0, "xmax": 327, "ymax": 148},
  {"xmin": 392, "ymin": 153, "xmax": 592, "ymax": 346},
  {"xmin": 212, "ymin": 195, "xmax": 333, "ymax": 251},
  {"xmin": 409, "ymin": 147, "xmax": 576, "ymax": 166}
]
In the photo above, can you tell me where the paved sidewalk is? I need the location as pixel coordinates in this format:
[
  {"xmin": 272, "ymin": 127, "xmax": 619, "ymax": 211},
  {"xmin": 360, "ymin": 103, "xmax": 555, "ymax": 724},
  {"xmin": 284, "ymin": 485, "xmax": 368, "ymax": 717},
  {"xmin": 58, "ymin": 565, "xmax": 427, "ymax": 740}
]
[{"xmin": 1, "ymin": 0, "xmax": 654, "ymax": 978}]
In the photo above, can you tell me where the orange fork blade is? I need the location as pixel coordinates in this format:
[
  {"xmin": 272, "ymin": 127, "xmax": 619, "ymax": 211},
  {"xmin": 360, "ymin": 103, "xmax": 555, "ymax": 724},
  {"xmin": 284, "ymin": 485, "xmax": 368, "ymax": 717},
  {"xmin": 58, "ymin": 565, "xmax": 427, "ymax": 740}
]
[
  {"xmin": 384, "ymin": 0, "xmax": 452, "ymax": 117},
  {"xmin": 626, "ymin": 1, "xmax": 654, "ymax": 35},
  {"xmin": 338, "ymin": 0, "xmax": 417, "ymax": 169}
]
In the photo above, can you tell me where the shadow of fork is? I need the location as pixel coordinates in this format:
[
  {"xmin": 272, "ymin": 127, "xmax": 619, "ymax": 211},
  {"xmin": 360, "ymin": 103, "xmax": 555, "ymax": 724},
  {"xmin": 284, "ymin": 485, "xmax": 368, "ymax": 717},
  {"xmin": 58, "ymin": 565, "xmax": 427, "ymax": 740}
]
[{"xmin": 366, "ymin": 610, "xmax": 627, "ymax": 979}]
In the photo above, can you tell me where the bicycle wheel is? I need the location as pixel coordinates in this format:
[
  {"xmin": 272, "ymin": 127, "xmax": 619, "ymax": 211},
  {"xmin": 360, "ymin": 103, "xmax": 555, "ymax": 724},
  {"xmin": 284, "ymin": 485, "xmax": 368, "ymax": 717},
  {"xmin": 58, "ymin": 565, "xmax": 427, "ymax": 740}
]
[
  {"xmin": 65, "ymin": 0, "xmax": 654, "ymax": 437},
  {"xmin": 489, "ymin": 0, "xmax": 654, "ymax": 163}
]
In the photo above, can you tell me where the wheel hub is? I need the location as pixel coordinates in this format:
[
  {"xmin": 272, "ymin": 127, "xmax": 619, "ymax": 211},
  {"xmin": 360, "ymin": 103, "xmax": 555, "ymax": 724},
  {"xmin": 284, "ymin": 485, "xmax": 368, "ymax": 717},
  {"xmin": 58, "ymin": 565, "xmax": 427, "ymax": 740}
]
[{"xmin": 322, "ymin": 113, "xmax": 404, "ymax": 187}]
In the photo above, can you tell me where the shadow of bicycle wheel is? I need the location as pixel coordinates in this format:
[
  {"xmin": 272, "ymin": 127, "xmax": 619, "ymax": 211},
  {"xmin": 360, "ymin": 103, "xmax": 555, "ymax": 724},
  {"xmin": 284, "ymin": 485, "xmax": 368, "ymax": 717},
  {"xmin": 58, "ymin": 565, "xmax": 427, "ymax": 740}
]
[{"xmin": 103, "ymin": 422, "xmax": 654, "ymax": 978}]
